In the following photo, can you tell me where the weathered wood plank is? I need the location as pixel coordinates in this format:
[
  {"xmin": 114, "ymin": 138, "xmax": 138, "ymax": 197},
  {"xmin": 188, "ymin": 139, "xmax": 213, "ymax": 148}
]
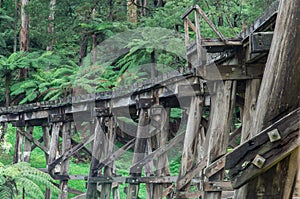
[
  {"xmin": 176, "ymin": 157, "xmax": 207, "ymax": 191},
  {"xmin": 153, "ymin": 107, "xmax": 170, "ymax": 199},
  {"xmin": 204, "ymin": 181, "xmax": 233, "ymax": 192},
  {"xmin": 226, "ymin": 108, "xmax": 300, "ymax": 188},
  {"xmin": 94, "ymin": 138, "xmax": 135, "ymax": 173},
  {"xmin": 226, "ymin": 108, "xmax": 299, "ymax": 172},
  {"xmin": 23, "ymin": 126, "xmax": 33, "ymax": 163},
  {"xmin": 240, "ymin": 79, "xmax": 261, "ymax": 142},
  {"xmin": 101, "ymin": 117, "xmax": 116, "ymax": 199},
  {"xmin": 204, "ymin": 156, "xmax": 226, "ymax": 178},
  {"xmin": 43, "ymin": 126, "xmax": 52, "ymax": 199},
  {"xmin": 30, "ymin": 136, "xmax": 44, "ymax": 151},
  {"xmin": 195, "ymin": 5, "xmax": 226, "ymax": 42},
  {"xmin": 18, "ymin": 127, "xmax": 49, "ymax": 155},
  {"xmin": 86, "ymin": 118, "xmax": 105, "ymax": 198},
  {"xmin": 198, "ymin": 64, "xmax": 264, "ymax": 81},
  {"xmin": 48, "ymin": 122, "xmax": 61, "ymax": 173},
  {"xmin": 14, "ymin": 127, "xmax": 24, "ymax": 163},
  {"xmin": 205, "ymin": 80, "xmax": 236, "ymax": 199},
  {"xmin": 59, "ymin": 122, "xmax": 71, "ymax": 199},
  {"xmin": 127, "ymin": 108, "xmax": 150, "ymax": 199},
  {"xmin": 48, "ymin": 133, "xmax": 95, "ymax": 171},
  {"xmin": 130, "ymin": 132, "xmax": 184, "ymax": 173},
  {"xmin": 176, "ymin": 191, "xmax": 203, "ymax": 198},
  {"xmin": 176, "ymin": 96, "xmax": 203, "ymax": 195},
  {"xmin": 250, "ymin": 32, "xmax": 273, "ymax": 53}
]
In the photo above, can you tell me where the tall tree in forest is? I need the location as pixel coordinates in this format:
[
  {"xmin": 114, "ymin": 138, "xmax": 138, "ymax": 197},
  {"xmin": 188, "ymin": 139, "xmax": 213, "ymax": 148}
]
[
  {"xmin": 236, "ymin": 0, "xmax": 300, "ymax": 198},
  {"xmin": 19, "ymin": 0, "xmax": 30, "ymax": 78},
  {"xmin": 46, "ymin": 0, "xmax": 55, "ymax": 51},
  {"xmin": 127, "ymin": 0, "xmax": 137, "ymax": 23},
  {"xmin": 20, "ymin": 0, "xmax": 29, "ymax": 52}
]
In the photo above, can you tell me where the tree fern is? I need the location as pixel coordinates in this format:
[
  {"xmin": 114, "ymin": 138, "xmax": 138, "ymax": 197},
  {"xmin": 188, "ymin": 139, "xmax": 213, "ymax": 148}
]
[{"xmin": 0, "ymin": 162, "xmax": 60, "ymax": 199}]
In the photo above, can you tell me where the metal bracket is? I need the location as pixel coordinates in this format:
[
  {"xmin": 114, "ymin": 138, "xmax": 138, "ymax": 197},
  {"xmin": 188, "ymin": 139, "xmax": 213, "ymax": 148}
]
[
  {"xmin": 48, "ymin": 114, "xmax": 73, "ymax": 123},
  {"xmin": 252, "ymin": 154, "xmax": 266, "ymax": 168},
  {"xmin": 94, "ymin": 107, "xmax": 111, "ymax": 117},
  {"xmin": 136, "ymin": 98, "xmax": 154, "ymax": 109},
  {"xmin": 267, "ymin": 128, "xmax": 281, "ymax": 142}
]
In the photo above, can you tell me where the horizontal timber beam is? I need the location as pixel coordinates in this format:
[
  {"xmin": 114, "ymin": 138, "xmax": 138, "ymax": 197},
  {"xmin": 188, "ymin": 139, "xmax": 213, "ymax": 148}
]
[
  {"xmin": 225, "ymin": 107, "xmax": 300, "ymax": 188},
  {"xmin": 197, "ymin": 64, "xmax": 265, "ymax": 80}
]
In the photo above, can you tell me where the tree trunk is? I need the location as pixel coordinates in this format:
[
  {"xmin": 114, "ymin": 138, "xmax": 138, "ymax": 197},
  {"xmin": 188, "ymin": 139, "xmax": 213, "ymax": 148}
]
[
  {"xmin": 19, "ymin": 0, "xmax": 30, "ymax": 78},
  {"xmin": 91, "ymin": 34, "xmax": 97, "ymax": 65},
  {"xmin": 20, "ymin": 0, "xmax": 29, "ymax": 52},
  {"xmin": 5, "ymin": 73, "xmax": 10, "ymax": 107},
  {"xmin": 150, "ymin": 50, "xmax": 157, "ymax": 78},
  {"xmin": 238, "ymin": 1, "xmax": 300, "ymax": 198},
  {"xmin": 109, "ymin": 0, "xmax": 113, "ymax": 21},
  {"xmin": 127, "ymin": 0, "xmax": 137, "ymax": 23},
  {"xmin": 46, "ymin": 0, "xmax": 56, "ymax": 51},
  {"xmin": 13, "ymin": 0, "xmax": 19, "ymax": 52},
  {"xmin": 78, "ymin": 33, "xmax": 88, "ymax": 66}
]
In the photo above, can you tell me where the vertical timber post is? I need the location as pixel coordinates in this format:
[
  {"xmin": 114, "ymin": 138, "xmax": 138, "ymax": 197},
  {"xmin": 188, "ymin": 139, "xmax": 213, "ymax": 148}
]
[
  {"xmin": 100, "ymin": 116, "xmax": 116, "ymax": 199},
  {"xmin": 176, "ymin": 96, "xmax": 203, "ymax": 197},
  {"xmin": 47, "ymin": 122, "xmax": 61, "ymax": 199},
  {"xmin": 153, "ymin": 107, "xmax": 171, "ymax": 199},
  {"xmin": 59, "ymin": 121, "xmax": 71, "ymax": 199},
  {"xmin": 205, "ymin": 81, "xmax": 236, "ymax": 199},
  {"xmin": 43, "ymin": 126, "xmax": 52, "ymax": 199},
  {"xmin": 240, "ymin": 79, "xmax": 261, "ymax": 142},
  {"xmin": 234, "ymin": 79, "xmax": 261, "ymax": 198},
  {"xmin": 14, "ymin": 127, "xmax": 24, "ymax": 163},
  {"xmin": 86, "ymin": 117, "xmax": 105, "ymax": 198},
  {"xmin": 127, "ymin": 108, "xmax": 150, "ymax": 199},
  {"xmin": 23, "ymin": 126, "xmax": 33, "ymax": 163}
]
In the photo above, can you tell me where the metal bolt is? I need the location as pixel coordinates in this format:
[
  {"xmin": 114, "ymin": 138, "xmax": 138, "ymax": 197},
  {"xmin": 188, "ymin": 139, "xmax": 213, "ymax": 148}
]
[
  {"xmin": 252, "ymin": 154, "xmax": 266, "ymax": 168},
  {"xmin": 267, "ymin": 129, "xmax": 281, "ymax": 142}
]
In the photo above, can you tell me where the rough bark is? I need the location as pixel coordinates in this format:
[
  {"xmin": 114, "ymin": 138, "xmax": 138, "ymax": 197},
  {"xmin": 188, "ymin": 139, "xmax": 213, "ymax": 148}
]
[
  {"xmin": 19, "ymin": 0, "xmax": 30, "ymax": 78},
  {"xmin": 20, "ymin": 0, "xmax": 29, "ymax": 52},
  {"xmin": 46, "ymin": 0, "xmax": 56, "ymax": 51},
  {"xmin": 205, "ymin": 81, "xmax": 236, "ymax": 199},
  {"xmin": 86, "ymin": 118, "xmax": 105, "ymax": 198},
  {"xmin": 127, "ymin": 0, "xmax": 137, "ymax": 23},
  {"xmin": 5, "ymin": 73, "xmax": 11, "ymax": 107},
  {"xmin": 78, "ymin": 33, "xmax": 88, "ymax": 66},
  {"xmin": 251, "ymin": 0, "xmax": 300, "ymax": 136},
  {"xmin": 238, "ymin": 1, "xmax": 300, "ymax": 198}
]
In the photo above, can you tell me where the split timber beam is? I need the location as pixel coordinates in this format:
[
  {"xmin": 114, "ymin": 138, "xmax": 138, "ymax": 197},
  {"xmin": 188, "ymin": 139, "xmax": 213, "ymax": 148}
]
[{"xmin": 225, "ymin": 107, "xmax": 300, "ymax": 189}]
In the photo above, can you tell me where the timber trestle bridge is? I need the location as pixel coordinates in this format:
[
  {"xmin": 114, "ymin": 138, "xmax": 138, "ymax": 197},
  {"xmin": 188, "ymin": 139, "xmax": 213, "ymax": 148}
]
[{"xmin": 1, "ymin": 1, "xmax": 299, "ymax": 198}]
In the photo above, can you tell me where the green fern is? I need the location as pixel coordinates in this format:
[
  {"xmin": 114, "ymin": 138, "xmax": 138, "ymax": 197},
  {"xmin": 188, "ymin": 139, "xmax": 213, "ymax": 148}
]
[{"xmin": 0, "ymin": 162, "xmax": 60, "ymax": 199}]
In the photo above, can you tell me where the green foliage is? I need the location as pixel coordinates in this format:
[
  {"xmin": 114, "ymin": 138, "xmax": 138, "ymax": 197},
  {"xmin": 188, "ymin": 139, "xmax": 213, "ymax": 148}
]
[{"xmin": 0, "ymin": 162, "xmax": 60, "ymax": 199}]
